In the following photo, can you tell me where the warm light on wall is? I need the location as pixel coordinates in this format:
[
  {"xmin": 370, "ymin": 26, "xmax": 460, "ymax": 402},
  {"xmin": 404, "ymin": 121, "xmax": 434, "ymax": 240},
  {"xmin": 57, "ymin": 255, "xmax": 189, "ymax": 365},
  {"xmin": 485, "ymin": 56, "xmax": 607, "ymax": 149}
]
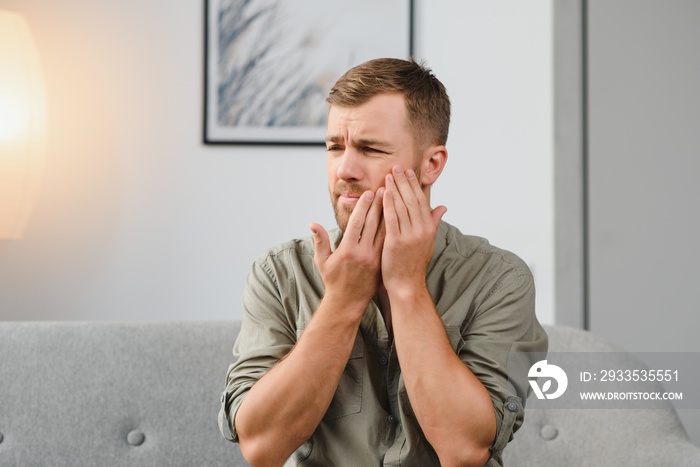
[{"xmin": 0, "ymin": 10, "xmax": 48, "ymax": 240}]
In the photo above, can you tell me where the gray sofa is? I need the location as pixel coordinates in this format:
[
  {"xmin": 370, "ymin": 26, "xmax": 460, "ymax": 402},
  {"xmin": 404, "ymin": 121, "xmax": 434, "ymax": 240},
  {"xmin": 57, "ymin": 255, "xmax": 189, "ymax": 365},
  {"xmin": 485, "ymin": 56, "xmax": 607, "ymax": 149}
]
[{"xmin": 1, "ymin": 322, "xmax": 698, "ymax": 466}]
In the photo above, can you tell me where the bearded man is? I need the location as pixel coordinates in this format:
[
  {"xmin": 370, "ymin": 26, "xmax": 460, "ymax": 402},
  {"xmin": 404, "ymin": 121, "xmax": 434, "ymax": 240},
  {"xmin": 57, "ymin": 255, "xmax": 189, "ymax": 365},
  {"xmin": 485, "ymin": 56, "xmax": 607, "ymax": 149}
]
[{"xmin": 220, "ymin": 58, "xmax": 547, "ymax": 467}]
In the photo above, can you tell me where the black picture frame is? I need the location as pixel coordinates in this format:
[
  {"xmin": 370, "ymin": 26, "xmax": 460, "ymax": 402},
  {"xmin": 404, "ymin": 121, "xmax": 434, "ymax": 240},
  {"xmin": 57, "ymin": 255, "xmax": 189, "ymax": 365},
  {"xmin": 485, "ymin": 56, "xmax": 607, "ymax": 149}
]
[{"xmin": 203, "ymin": 0, "xmax": 414, "ymax": 145}]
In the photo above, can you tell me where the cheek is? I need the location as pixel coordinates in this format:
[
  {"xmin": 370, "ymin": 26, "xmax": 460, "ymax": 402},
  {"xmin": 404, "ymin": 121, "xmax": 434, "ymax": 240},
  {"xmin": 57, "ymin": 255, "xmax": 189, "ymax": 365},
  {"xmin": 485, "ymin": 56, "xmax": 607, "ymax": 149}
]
[
  {"xmin": 374, "ymin": 162, "xmax": 396, "ymax": 186},
  {"xmin": 367, "ymin": 173, "xmax": 387, "ymax": 192}
]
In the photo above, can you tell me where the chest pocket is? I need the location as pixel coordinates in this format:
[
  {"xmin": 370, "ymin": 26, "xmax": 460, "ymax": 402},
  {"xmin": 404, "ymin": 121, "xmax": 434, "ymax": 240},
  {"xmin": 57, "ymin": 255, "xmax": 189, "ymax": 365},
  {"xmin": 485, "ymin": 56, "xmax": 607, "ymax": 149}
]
[{"xmin": 322, "ymin": 332, "xmax": 364, "ymax": 421}]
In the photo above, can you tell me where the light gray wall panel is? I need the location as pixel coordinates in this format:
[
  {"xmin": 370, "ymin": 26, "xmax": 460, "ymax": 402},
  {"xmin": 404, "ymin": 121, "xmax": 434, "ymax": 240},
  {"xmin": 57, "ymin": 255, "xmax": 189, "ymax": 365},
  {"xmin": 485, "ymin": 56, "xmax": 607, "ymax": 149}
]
[{"xmin": 588, "ymin": 0, "xmax": 700, "ymax": 445}]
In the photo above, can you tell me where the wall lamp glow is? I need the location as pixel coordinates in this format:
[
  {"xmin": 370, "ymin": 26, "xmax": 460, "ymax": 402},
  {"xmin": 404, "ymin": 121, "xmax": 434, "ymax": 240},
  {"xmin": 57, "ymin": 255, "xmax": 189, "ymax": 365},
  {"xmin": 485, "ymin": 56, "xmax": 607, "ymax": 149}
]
[{"xmin": 0, "ymin": 10, "xmax": 48, "ymax": 240}]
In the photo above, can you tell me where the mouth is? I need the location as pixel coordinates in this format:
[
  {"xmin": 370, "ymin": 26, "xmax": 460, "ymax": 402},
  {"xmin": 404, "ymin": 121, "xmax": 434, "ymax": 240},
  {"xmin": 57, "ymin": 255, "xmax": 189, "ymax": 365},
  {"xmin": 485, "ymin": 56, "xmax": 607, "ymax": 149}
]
[{"xmin": 337, "ymin": 192, "xmax": 362, "ymax": 205}]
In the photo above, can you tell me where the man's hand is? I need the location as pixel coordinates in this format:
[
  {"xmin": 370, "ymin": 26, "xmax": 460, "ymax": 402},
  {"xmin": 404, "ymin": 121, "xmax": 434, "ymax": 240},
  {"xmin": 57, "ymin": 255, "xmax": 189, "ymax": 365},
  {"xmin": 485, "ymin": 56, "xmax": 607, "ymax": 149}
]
[
  {"xmin": 310, "ymin": 189, "xmax": 385, "ymax": 311},
  {"xmin": 236, "ymin": 189, "xmax": 386, "ymax": 466},
  {"xmin": 381, "ymin": 165, "xmax": 447, "ymax": 294},
  {"xmin": 381, "ymin": 165, "xmax": 494, "ymax": 466}
]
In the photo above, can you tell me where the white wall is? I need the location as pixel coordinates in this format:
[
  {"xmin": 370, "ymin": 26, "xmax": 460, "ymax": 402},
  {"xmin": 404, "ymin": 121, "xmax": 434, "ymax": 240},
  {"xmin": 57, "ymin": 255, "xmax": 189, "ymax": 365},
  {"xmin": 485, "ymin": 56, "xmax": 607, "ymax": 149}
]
[
  {"xmin": 0, "ymin": 0, "xmax": 554, "ymax": 324},
  {"xmin": 415, "ymin": 1, "xmax": 554, "ymax": 324}
]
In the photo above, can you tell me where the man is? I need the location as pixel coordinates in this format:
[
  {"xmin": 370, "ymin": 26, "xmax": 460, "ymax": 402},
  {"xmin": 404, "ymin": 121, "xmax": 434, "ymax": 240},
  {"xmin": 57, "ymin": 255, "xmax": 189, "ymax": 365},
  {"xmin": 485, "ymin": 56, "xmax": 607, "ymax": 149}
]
[{"xmin": 219, "ymin": 58, "xmax": 547, "ymax": 466}]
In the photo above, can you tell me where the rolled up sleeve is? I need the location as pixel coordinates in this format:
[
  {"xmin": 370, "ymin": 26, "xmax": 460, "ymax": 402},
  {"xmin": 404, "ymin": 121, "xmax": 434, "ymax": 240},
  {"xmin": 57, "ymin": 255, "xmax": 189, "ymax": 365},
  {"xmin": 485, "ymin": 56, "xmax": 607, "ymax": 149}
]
[
  {"xmin": 218, "ymin": 257, "xmax": 297, "ymax": 443},
  {"xmin": 458, "ymin": 266, "xmax": 548, "ymax": 464}
]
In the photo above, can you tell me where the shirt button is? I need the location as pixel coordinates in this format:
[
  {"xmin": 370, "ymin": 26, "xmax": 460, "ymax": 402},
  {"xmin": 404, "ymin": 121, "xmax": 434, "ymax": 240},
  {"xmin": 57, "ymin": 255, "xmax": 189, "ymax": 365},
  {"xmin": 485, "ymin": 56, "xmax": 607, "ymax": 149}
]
[
  {"xmin": 379, "ymin": 356, "xmax": 388, "ymax": 365},
  {"xmin": 387, "ymin": 414, "xmax": 396, "ymax": 423},
  {"xmin": 507, "ymin": 401, "xmax": 518, "ymax": 412}
]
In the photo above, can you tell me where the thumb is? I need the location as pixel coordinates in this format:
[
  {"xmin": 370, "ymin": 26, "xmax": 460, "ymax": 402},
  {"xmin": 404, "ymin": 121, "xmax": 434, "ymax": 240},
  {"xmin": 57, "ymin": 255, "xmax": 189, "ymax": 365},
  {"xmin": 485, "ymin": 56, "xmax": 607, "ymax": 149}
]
[
  {"xmin": 309, "ymin": 222, "xmax": 331, "ymax": 266},
  {"xmin": 430, "ymin": 205, "xmax": 448, "ymax": 228}
]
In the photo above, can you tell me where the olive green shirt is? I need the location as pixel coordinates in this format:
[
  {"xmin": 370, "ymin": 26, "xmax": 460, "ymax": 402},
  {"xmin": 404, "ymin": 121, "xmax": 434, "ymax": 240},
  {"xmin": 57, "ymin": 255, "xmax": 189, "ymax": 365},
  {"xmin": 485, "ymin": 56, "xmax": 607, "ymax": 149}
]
[{"xmin": 220, "ymin": 221, "xmax": 547, "ymax": 466}]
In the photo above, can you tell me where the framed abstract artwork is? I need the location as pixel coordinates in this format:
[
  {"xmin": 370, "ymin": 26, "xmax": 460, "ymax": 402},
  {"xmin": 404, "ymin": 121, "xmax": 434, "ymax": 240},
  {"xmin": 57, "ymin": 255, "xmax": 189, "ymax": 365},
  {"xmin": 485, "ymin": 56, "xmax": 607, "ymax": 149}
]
[{"xmin": 204, "ymin": 0, "xmax": 414, "ymax": 145}]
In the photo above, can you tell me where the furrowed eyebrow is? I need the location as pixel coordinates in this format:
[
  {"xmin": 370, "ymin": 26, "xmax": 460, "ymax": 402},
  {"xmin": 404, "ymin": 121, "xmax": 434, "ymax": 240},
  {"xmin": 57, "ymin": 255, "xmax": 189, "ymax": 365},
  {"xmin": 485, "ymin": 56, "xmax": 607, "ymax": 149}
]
[
  {"xmin": 325, "ymin": 135, "xmax": 344, "ymax": 145},
  {"xmin": 325, "ymin": 135, "xmax": 394, "ymax": 151},
  {"xmin": 354, "ymin": 138, "xmax": 391, "ymax": 149}
]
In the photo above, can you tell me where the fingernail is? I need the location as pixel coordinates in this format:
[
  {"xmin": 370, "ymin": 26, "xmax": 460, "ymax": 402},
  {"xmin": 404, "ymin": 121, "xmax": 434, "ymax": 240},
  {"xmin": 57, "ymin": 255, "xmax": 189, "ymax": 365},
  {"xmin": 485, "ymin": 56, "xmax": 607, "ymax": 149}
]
[
  {"xmin": 377, "ymin": 187, "xmax": 385, "ymax": 197},
  {"xmin": 394, "ymin": 166, "xmax": 403, "ymax": 175},
  {"xmin": 364, "ymin": 191, "xmax": 374, "ymax": 201},
  {"xmin": 387, "ymin": 175, "xmax": 394, "ymax": 184},
  {"xmin": 406, "ymin": 170, "xmax": 415, "ymax": 179}
]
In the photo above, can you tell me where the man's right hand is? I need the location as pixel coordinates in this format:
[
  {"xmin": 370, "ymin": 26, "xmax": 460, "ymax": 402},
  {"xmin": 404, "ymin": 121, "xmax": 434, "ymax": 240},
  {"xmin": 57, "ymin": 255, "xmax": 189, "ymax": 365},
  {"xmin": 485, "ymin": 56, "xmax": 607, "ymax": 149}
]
[
  {"xmin": 309, "ymin": 188, "xmax": 385, "ymax": 312},
  {"xmin": 235, "ymin": 189, "xmax": 386, "ymax": 466}
]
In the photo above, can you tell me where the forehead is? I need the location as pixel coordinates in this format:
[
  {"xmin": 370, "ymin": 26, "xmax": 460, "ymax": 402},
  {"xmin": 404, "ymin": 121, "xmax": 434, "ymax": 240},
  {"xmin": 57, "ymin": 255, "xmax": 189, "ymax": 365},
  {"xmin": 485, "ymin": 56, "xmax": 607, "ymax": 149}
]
[{"xmin": 326, "ymin": 93, "xmax": 409, "ymax": 142}]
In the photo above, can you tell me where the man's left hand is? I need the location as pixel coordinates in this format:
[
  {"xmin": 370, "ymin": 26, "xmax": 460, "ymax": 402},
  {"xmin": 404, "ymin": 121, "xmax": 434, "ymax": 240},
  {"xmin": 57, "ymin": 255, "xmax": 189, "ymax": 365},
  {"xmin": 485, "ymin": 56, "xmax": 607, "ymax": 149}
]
[{"xmin": 380, "ymin": 165, "xmax": 447, "ymax": 294}]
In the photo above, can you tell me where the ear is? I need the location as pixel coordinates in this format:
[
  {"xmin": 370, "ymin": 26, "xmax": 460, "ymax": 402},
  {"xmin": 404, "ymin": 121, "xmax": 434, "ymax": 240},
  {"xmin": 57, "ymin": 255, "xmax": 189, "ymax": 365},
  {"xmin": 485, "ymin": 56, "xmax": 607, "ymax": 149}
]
[{"xmin": 419, "ymin": 145, "xmax": 448, "ymax": 186}]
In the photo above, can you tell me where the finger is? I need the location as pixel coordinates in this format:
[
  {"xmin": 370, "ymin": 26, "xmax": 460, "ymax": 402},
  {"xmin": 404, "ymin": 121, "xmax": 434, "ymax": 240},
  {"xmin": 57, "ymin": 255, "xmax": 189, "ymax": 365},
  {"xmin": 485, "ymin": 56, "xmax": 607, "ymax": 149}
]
[
  {"xmin": 392, "ymin": 166, "xmax": 421, "ymax": 225},
  {"xmin": 309, "ymin": 223, "xmax": 331, "ymax": 267},
  {"xmin": 430, "ymin": 205, "xmax": 448, "ymax": 228},
  {"xmin": 382, "ymin": 184, "xmax": 400, "ymax": 237},
  {"xmin": 405, "ymin": 169, "xmax": 433, "ymax": 225},
  {"xmin": 360, "ymin": 187, "xmax": 384, "ymax": 245},
  {"xmin": 386, "ymin": 173, "xmax": 409, "ymax": 232},
  {"xmin": 344, "ymin": 190, "xmax": 375, "ymax": 243}
]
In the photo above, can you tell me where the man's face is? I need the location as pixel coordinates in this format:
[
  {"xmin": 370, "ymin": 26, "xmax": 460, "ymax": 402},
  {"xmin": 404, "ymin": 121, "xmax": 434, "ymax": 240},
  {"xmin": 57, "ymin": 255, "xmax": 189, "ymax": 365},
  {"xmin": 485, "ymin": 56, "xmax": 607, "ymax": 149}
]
[{"xmin": 326, "ymin": 93, "xmax": 421, "ymax": 231}]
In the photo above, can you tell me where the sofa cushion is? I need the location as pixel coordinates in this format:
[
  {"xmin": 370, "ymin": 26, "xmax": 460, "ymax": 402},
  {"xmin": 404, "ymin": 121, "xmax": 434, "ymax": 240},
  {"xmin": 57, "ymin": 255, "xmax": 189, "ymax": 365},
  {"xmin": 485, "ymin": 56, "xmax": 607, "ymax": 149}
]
[{"xmin": 0, "ymin": 321, "xmax": 247, "ymax": 467}]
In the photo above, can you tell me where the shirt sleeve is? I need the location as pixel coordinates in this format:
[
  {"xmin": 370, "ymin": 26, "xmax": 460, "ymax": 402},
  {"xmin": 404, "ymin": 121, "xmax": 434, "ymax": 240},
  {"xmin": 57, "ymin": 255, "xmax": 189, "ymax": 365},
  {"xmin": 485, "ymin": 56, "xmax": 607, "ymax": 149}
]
[
  {"xmin": 457, "ymin": 264, "xmax": 548, "ymax": 464},
  {"xmin": 218, "ymin": 257, "xmax": 298, "ymax": 443}
]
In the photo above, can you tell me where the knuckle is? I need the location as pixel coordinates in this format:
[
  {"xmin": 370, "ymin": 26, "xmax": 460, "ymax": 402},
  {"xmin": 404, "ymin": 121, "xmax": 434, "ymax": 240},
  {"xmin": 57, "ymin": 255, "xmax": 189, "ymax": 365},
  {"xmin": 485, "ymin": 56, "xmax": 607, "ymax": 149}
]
[
  {"xmin": 347, "ymin": 218, "xmax": 363, "ymax": 230},
  {"xmin": 359, "ymin": 254, "xmax": 374, "ymax": 266}
]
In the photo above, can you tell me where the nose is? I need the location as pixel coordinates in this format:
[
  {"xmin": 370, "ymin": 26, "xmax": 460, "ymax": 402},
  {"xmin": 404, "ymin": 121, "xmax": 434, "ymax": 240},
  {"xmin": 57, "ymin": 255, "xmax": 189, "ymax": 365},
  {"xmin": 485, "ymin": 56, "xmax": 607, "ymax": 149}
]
[{"xmin": 335, "ymin": 148, "xmax": 364, "ymax": 182}]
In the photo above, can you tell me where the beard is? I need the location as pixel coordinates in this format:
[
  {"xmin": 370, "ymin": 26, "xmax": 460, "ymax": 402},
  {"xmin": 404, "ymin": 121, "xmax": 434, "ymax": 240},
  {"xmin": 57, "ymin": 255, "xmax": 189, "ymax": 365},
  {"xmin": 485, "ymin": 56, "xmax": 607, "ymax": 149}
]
[
  {"xmin": 330, "ymin": 181, "xmax": 370, "ymax": 232},
  {"xmin": 330, "ymin": 165, "xmax": 422, "ymax": 232}
]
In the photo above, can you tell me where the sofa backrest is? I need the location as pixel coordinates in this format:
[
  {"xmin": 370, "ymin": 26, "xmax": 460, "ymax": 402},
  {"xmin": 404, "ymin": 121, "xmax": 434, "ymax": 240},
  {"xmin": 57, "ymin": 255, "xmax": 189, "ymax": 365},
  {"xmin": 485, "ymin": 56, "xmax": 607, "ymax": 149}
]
[
  {"xmin": 504, "ymin": 325, "xmax": 700, "ymax": 467},
  {"xmin": 3, "ymin": 322, "xmax": 698, "ymax": 466},
  {"xmin": 0, "ymin": 321, "xmax": 247, "ymax": 467}
]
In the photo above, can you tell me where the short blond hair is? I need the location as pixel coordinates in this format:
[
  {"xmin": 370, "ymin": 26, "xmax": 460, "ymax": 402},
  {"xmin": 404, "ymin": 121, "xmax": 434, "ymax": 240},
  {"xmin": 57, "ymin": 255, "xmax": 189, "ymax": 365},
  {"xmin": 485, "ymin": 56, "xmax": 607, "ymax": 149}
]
[{"xmin": 327, "ymin": 58, "xmax": 451, "ymax": 151}]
